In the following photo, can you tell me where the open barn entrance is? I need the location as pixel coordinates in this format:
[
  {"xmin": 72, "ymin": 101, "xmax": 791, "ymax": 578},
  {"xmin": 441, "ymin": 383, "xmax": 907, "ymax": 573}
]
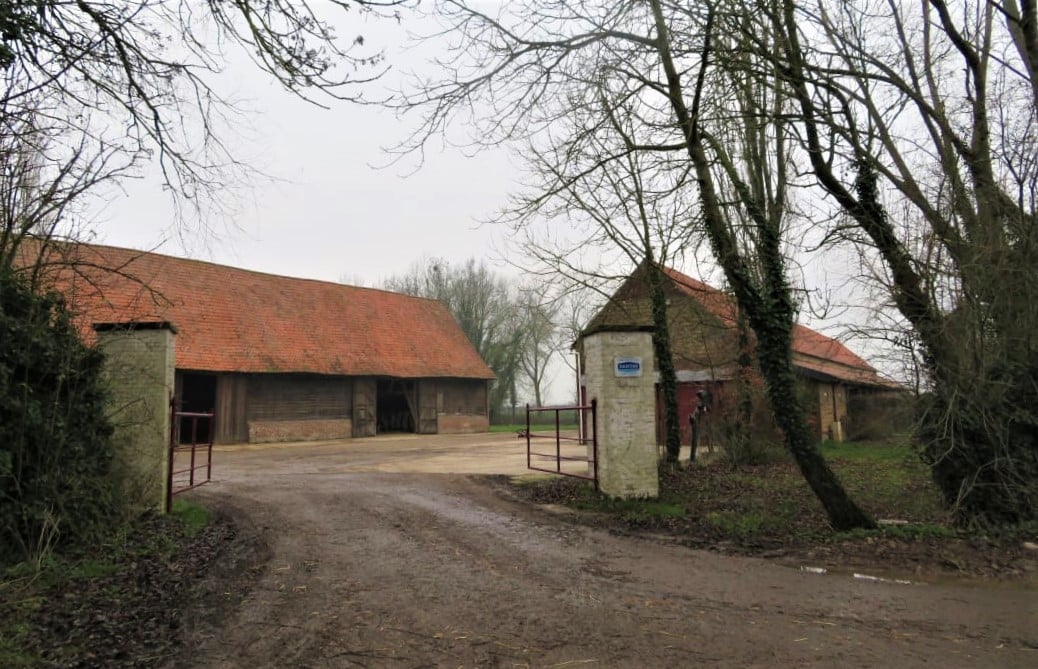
[
  {"xmin": 177, "ymin": 372, "xmax": 216, "ymax": 444},
  {"xmin": 377, "ymin": 379, "xmax": 417, "ymax": 433}
]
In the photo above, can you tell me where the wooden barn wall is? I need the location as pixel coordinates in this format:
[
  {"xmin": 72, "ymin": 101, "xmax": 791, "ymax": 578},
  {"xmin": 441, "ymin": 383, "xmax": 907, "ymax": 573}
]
[
  {"xmin": 246, "ymin": 374, "xmax": 353, "ymax": 420},
  {"xmin": 436, "ymin": 378, "xmax": 489, "ymax": 434},
  {"xmin": 654, "ymin": 381, "xmax": 752, "ymax": 446},
  {"xmin": 798, "ymin": 378, "xmax": 822, "ymax": 439},
  {"xmin": 417, "ymin": 379, "xmax": 439, "ymax": 434},
  {"xmin": 215, "ymin": 374, "xmax": 248, "ymax": 444},
  {"xmin": 655, "ymin": 381, "xmax": 730, "ymax": 446},
  {"xmin": 651, "ymin": 378, "xmax": 786, "ymax": 449},
  {"xmin": 352, "ymin": 377, "xmax": 376, "ymax": 437},
  {"xmin": 845, "ymin": 387, "xmax": 915, "ymax": 440},
  {"xmin": 817, "ymin": 382, "xmax": 848, "ymax": 441},
  {"xmin": 198, "ymin": 373, "xmax": 490, "ymax": 442},
  {"xmin": 246, "ymin": 374, "xmax": 354, "ymax": 443}
]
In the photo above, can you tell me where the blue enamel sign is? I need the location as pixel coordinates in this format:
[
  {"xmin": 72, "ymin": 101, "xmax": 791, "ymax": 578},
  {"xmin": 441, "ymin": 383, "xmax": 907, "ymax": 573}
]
[{"xmin": 614, "ymin": 357, "xmax": 643, "ymax": 377}]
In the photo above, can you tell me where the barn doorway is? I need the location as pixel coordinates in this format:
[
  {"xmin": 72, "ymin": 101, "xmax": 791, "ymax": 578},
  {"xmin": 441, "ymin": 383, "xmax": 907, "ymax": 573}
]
[
  {"xmin": 178, "ymin": 372, "xmax": 216, "ymax": 443},
  {"xmin": 376, "ymin": 379, "xmax": 416, "ymax": 433}
]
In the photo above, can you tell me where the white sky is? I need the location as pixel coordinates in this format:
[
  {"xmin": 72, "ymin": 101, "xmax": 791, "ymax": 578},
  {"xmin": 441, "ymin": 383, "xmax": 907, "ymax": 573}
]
[
  {"xmin": 90, "ymin": 7, "xmax": 519, "ymax": 287},
  {"xmin": 84, "ymin": 6, "xmax": 586, "ymax": 403},
  {"xmin": 80, "ymin": 4, "xmax": 901, "ymax": 400}
]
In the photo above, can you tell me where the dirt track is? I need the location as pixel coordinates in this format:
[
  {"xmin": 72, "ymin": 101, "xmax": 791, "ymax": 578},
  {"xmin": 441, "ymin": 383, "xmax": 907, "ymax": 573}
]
[{"xmin": 175, "ymin": 436, "xmax": 1037, "ymax": 668}]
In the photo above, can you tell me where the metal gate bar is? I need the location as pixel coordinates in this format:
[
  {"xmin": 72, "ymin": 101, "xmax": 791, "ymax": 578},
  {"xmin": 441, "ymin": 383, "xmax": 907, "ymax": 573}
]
[
  {"xmin": 525, "ymin": 399, "xmax": 597, "ymax": 490},
  {"xmin": 167, "ymin": 406, "xmax": 214, "ymax": 512}
]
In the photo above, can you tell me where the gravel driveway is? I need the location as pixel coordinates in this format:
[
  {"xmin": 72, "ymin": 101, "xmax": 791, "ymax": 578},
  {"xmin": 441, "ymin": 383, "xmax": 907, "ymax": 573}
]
[{"xmin": 174, "ymin": 434, "xmax": 1038, "ymax": 668}]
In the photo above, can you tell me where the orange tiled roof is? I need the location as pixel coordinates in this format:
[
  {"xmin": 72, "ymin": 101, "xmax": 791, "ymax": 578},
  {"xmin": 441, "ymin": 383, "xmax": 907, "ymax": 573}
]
[
  {"xmin": 36, "ymin": 242, "xmax": 496, "ymax": 379},
  {"xmin": 661, "ymin": 265, "xmax": 893, "ymax": 387}
]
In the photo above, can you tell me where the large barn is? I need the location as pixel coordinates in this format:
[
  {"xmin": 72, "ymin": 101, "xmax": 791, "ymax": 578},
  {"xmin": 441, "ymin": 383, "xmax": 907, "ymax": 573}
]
[
  {"xmin": 36, "ymin": 242, "xmax": 495, "ymax": 444},
  {"xmin": 580, "ymin": 262, "xmax": 900, "ymax": 442}
]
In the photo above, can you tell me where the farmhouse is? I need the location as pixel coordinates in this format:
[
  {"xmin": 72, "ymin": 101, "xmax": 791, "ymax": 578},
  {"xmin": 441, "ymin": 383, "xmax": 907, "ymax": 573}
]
[
  {"xmin": 580, "ymin": 262, "xmax": 899, "ymax": 442},
  {"xmin": 36, "ymin": 242, "xmax": 495, "ymax": 444}
]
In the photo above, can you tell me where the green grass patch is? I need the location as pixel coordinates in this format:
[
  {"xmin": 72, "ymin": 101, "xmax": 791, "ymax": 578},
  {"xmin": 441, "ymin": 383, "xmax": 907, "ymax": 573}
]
[
  {"xmin": 580, "ymin": 497, "xmax": 686, "ymax": 523},
  {"xmin": 516, "ymin": 438, "xmax": 948, "ymax": 547},
  {"xmin": 0, "ymin": 501, "xmax": 216, "ymax": 666},
  {"xmin": 820, "ymin": 440, "xmax": 915, "ymax": 463},
  {"xmin": 2, "ymin": 556, "xmax": 120, "ymax": 590},
  {"xmin": 820, "ymin": 441, "xmax": 940, "ymax": 521},
  {"xmin": 509, "ymin": 474, "xmax": 560, "ymax": 486},
  {"xmin": 65, "ymin": 560, "xmax": 120, "ymax": 581},
  {"xmin": 540, "ymin": 482, "xmax": 686, "ymax": 522},
  {"xmin": 172, "ymin": 499, "xmax": 211, "ymax": 538},
  {"xmin": 0, "ymin": 619, "xmax": 37, "ymax": 668}
]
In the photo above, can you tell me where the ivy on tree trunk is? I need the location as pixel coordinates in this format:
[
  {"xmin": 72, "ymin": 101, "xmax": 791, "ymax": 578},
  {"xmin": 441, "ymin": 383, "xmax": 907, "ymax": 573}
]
[
  {"xmin": 645, "ymin": 261, "xmax": 682, "ymax": 463},
  {"xmin": 649, "ymin": 0, "xmax": 874, "ymax": 530}
]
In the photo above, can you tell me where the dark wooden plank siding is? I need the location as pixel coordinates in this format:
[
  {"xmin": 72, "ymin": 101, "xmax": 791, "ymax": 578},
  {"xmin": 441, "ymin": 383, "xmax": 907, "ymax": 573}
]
[
  {"xmin": 215, "ymin": 374, "xmax": 248, "ymax": 443},
  {"xmin": 417, "ymin": 379, "xmax": 438, "ymax": 434},
  {"xmin": 247, "ymin": 374, "xmax": 353, "ymax": 421},
  {"xmin": 438, "ymin": 379, "xmax": 487, "ymax": 415},
  {"xmin": 352, "ymin": 377, "xmax": 376, "ymax": 437}
]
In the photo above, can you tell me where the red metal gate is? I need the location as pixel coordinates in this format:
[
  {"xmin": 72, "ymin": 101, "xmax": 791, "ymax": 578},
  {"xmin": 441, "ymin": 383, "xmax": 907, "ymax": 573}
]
[
  {"xmin": 167, "ymin": 401, "xmax": 214, "ymax": 512},
  {"xmin": 525, "ymin": 400, "xmax": 597, "ymax": 489}
]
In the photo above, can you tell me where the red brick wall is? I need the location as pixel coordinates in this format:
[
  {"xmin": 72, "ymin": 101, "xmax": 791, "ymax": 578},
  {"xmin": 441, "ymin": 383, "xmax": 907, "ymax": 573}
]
[
  {"xmin": 434, "ymin": 378, "xmax": 488, "ymax": 434},
  {"xmin": 248, "ymin": 418, "xmax": 352, "ymax": 443},
  {"xmin": 437, "ymin": 414, "xmax": 489, "ymax": 434}
]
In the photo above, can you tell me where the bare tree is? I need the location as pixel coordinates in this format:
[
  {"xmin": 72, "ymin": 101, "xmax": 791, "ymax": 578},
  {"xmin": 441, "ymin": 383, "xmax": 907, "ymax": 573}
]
[
  {"xmin": 553, "ymin": 287, "xmax": 604, "ymax": 404},
  {"xmin": 0, "ymin": 1, "xmax": 413, "ymax": 558},
  {"xmin": 396, "ymin": 0, "xmax": 874, "ymax": 528},
  {"xmin": 502, "ymin": 116, "xmax": 699, "ymax": 462},
  {"xmin": 646, "ymin": 0, "xmax": 873, "ymax": 527},
  {"xmin": 384, "ymin": 257, "xmax": 526, "ymax": 419},
  {"xmin": 757, "ymin": 0, "xmax": 1038, "ymax": 524},
  {"xmin": 515, "ymin": 288, "xmax": 560, "ymax": 407},
  {"xmin": 0, "ymin": 0, "xmax": 405, "ymax": 247}
]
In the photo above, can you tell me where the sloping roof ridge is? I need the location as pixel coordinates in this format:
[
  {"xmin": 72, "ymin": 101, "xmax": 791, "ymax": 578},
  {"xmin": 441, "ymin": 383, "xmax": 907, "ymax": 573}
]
[
  {"xmin": 657, "ymin": 263, "xmax": 738, "ymax": 324},
  {"xmin": 658, "ymin": 263, "xmax": 879, "ymax": 375},
  {"xmin": 791, "ymin": 323, "xmax": 876, "ymax": 371},
  {"xmin": 660, "ymin": 264, "xmax": 721, "ymax": 294},
  {"xmin": 78, "ymin": 241, "xmax": 442, "ymax": 305},
  {"xmin": 35, "ymin": 239, "xmax": 497, "ymax": 379}
]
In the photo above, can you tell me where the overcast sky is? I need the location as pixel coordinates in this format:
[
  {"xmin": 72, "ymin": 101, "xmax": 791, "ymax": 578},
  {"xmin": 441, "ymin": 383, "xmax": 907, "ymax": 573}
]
[
  {"xmin": 80, "ymin": 3, "xmax": 896, "ymax": 398},
  {"xmin": 90, "ymin": 6, "xmax": 519, "ymax": 288},
  {"xmin": 83, "ymin": 5, "xmax": 587, "ymax": 402}
]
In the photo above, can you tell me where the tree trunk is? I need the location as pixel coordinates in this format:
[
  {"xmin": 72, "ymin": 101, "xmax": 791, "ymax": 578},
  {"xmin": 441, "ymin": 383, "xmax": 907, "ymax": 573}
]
[
  {"xmin": 732, "ymin": 313, "xmax": 756, "ymax": 451},
  {"xmin": 766, "ymin": 3, "xmax": 1038, "ymax": 524},
  {"xmin": 649, "ymin": 0, "xmax": 874, "ymax": 529},
  {"xmin": 646, "ymin": 262, "xmax": 682, "ymax": 463},
  {"xmin": 752, "ymin": 318, "xmax": 877, "ymax": 530}
]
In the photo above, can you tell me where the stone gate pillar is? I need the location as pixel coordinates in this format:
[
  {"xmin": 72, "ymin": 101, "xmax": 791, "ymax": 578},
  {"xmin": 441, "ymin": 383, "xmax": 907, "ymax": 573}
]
[
  {"xmin": 582, "ymin": 326, "xmax": 658, "ymax": 498},
  {"xmin": 94, "ymin": 321, "xmax": 177, "ymax": 513}
]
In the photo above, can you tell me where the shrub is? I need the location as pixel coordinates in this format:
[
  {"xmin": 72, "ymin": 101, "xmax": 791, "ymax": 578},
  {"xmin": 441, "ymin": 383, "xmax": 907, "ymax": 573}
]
[
  {"xmin": 706, "ymin": 380, "xmax": 787, "ymax": 466},
  {"xmin": 846, "ymin": 390, "xmax": 918, "ymax": 442},
  {"xmin": 0, "ymin": 269, "xmax": 117, "ymax": 566}
]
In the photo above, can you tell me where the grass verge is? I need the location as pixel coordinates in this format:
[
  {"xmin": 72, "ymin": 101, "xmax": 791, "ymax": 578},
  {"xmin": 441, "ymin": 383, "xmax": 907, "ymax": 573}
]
[
  {"xmin": 511, "ymin": 441, "xmax": 1038, "ymax": 580},
  {"xmin": 0, "ymin": 502, "xmax": 219, "ymax": 668},
  {"xmin": 173, "ymin": 498, "xmax": 212, "ymax": 537}
]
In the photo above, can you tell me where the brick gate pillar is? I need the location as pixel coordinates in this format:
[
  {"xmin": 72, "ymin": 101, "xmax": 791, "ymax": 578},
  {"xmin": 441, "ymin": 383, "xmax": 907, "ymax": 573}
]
[
  {"xmin": 582, "ymin": 326, "xmax": 658, "ymax": 498},
  {"xmin": 94, "ymin": 321, "xmax": 177, "ymax": 513}
]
